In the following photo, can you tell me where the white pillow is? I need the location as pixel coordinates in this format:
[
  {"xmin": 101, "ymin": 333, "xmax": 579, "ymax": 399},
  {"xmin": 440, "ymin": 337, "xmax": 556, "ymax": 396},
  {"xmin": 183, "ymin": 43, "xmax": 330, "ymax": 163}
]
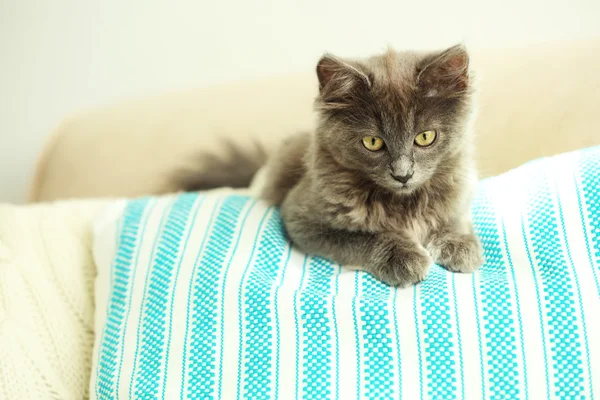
[{"xmin": 90, "ymin": 148, "xmax": 600, "ymax": 399}]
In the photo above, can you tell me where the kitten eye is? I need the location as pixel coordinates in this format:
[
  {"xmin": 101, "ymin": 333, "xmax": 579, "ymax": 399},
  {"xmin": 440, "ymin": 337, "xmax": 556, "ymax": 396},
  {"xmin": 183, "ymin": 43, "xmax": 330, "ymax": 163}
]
[
  {"xmin": 362, "ymin": 136, "xmax": 384, "ymax": 151},
  {"xmin": 414, "ymin": 130, "xmax": 437, "ymax": 147}
]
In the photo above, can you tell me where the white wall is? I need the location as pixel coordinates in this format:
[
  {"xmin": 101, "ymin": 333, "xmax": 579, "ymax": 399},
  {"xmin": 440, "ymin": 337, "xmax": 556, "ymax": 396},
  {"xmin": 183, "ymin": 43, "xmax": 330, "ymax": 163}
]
[{"xmin": 1, "ymin": 0, "xmax": 599, "ymax": 203}]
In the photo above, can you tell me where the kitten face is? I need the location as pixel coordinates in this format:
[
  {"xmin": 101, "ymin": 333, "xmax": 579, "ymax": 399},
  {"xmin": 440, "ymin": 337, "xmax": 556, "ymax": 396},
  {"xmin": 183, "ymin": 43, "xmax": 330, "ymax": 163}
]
[{"xmin": 314, "ymin": 45, "xmax": 473, "ymax": 194}]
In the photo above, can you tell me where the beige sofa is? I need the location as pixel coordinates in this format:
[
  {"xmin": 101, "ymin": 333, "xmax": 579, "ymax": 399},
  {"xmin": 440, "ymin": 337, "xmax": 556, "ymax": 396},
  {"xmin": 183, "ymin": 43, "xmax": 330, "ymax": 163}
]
[{"xmin": 29, "ymin": 39, "xmax": 600, "ymax": 203}]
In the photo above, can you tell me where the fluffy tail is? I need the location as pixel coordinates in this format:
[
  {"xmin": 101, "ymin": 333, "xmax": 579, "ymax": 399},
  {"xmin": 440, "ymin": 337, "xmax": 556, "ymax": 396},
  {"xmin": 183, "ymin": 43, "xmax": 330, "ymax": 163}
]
[{"xmin": 172, "ymin": 141, "xmax": 268, "ymax": 192}]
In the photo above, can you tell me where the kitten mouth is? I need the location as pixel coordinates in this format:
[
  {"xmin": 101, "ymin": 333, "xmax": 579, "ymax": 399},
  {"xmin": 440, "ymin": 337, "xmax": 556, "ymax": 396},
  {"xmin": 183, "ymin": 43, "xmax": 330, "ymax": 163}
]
[
  {"xmin": 377, "ymin": 176, "xmax": 416, "ymax": 194},
  {"xmin": 391, "ymin": 178, "xmax": 410, "ymax": 187},
  {"xmin": 393, "ymin": 182, "xmax": 413, "ymax": 192},
  {"xmin": 390, "ymin": 179, "xmax": 419, "ymax": 194}
]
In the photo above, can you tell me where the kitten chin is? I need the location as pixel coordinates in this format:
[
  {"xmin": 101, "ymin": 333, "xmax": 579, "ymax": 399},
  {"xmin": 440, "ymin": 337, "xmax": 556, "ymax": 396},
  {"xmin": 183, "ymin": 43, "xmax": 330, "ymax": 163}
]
[{"xmin": 260, "ymin": 44, "xmax": 483, "ymax": 287}]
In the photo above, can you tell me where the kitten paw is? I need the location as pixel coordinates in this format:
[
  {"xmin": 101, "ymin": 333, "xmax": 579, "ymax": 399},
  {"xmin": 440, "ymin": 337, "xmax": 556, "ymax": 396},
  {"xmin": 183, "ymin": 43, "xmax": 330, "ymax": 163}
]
[
  {"xmin": 429, "ymin": 233, "xmax": 483, "ymax": 273},
  {"xmin": 369, "ymin": 238, "xmax": 432, "ymax": 287}
]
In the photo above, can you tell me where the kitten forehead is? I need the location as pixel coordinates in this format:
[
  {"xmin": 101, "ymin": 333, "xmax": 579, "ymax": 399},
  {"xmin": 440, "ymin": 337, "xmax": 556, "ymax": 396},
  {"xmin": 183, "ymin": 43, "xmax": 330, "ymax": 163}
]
[
  {"xmin": 367, "ymin": 50, "xmax": 420, "ymax": 89},
  {"xmin": 358, "ymin": 49, "xmax": 426, "ymax": 115}
]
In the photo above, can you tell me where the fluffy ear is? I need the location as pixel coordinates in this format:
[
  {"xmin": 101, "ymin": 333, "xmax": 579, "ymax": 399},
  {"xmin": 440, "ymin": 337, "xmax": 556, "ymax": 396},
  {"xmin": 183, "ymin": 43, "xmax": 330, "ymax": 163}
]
[
  {"xmin": 316, "ymin": 54, "xmax": 371, "ymax": 109},
  {"xmin": 417, "ymin": 44, "xmax": 470, "ymax": 98}
]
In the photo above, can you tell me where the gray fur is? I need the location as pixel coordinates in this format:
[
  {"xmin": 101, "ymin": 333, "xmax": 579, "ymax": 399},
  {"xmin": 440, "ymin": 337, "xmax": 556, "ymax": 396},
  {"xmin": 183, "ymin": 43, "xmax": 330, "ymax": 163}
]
[
  {"xmin": 173, "ymin": 140, "xmax": 267, "ymax": 191},
  {"xmin": 260, "ymin": 44, "xmax": 483, "ymax": 287}
]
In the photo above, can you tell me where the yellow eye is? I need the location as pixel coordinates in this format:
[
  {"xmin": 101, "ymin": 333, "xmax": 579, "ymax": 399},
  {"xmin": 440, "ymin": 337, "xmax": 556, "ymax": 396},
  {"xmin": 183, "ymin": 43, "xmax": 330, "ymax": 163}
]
[
  {"xmin": 362, "ymin": 136, "xmax": 384, "ymax": 151},
  {"xmin": 414, "ymin": 130, "xmax": 437, "ymax": 147}
]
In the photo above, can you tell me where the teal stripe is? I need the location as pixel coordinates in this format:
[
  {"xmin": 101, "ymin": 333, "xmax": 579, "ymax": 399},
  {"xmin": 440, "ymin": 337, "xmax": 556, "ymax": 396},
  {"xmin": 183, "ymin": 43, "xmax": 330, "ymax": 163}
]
[
  {"xmin": 392, "ymin": 289, "xmax": 402, "ymax": 400},
  {"xmin": 299, "ymin": 256, "xmax": 338, "ymax": 399},
  {"xmin": 419, "ymin": 265, "xmax": 457, "ymax": 399},
  {"xmin": 132, "ymin": 194, "xmax": 198, "ymax": 399},
  {"xmin": 185, "ymin": 196, "xmax": 251, "ymax": 399},
  {"xmin": 501, "ymin": 217, "xmax": 528, "ymax": 399},
  {"xmin": 333, "ymin": 265, "xmax": 342, "ymax": 400},
  {"xmin": 112, "ymin": 199, "xmax": 156, "ymax": 398},
  {"xmin": 236, "ymin": 207, "xmax": 278, "ymax": 400},
  {"xmin": 451, "ymin": 274, "xmax": 464, "ymax": 400},
  {"xmin": 94, "ymin": 212, "xmax": 123, "ymax": 399},
  {"xmin": 97, "ymin": 198, "xmax": 152, "ymax": 399},
  {"xmin": 161, "ymin": 196, "xmax": 204, "ymax": 399},
  {"xmin": 413, "ymin": 285, "xmax": 423, "ymax": 400},
  {"xmin": 521, "ymin": 211, "xmax": 551, "ymax": 399},
  {"xmin": 127, "ymin": 199, "xmax": 175, "ymax": 399},
  {"xmin": 472, "ymin": 273, "xmax": 485, "ymax": 398},
  {"xmin": 117, "ymin": 200, "xmax": 159, "ymax": 398},
  {"xmin": 110, "ymin": 216, "xmax": 124, "ymax": 302},
  {"xmin": 359, "ymin": 273, "xmax": 396, "ymax": 399},
  {"xmin": 217, "ymin": 199, "xmax": 258, "ymax": 399},
  {"xmin": 352, "ymin": 273, "xmax": 361, "ymax": 400},
  {"xmin": 274, "ymin": 243, "xmax": 293, "ymax": 399},
  {"xmin": 554, "ymin": 184, "xmax": 594, "ymax": 399},
  {"xmin": 526, "ymin": 176, "xmax": 586, "ymax": 398},
  {"xmin": 578, "ymin": 148, "xmax": 600, "ymax": 296},
  {"xmin": 294, "ymin": 255, "xmax": 309, "ymax": 400},
  {"xmin": 472, "ymin": 187, "xmax": 521, "ymax": 399},
  {"xmin": 179, "ymin": 199, "xmax": 221, "ymax": 400},
  {"xmin": 574, "ymin": 175, "xmax": 600, "ymax": 297}
]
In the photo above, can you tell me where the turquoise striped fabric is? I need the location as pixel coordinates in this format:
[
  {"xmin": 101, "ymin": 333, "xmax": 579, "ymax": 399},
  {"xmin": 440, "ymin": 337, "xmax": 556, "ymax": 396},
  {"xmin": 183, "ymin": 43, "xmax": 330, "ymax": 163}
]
[{"xmin": 91, "ymin": 147, "xmax": 600, "ymax": 399}]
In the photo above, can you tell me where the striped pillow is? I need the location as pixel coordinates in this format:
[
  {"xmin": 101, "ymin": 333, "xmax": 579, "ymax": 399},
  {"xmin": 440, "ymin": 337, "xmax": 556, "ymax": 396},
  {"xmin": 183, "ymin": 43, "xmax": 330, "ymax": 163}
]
[{"xmin": 90, "ymin": 147, "xmax": 600, "ymax": 399}]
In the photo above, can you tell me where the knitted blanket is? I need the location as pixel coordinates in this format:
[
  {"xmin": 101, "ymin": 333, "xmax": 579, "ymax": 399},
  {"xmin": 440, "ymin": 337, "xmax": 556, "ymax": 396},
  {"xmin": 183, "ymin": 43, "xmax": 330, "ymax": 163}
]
[{"xmin": 0, "ymin": 200, "xmax": 106, "ymax": 399}]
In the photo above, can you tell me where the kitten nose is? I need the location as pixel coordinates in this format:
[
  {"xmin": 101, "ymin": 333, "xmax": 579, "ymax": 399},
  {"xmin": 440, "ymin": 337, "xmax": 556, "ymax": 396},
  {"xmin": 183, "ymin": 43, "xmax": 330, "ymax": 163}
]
[{"xmin": 392, "ymin": 172, "xmax": 413, "ymax": 184}]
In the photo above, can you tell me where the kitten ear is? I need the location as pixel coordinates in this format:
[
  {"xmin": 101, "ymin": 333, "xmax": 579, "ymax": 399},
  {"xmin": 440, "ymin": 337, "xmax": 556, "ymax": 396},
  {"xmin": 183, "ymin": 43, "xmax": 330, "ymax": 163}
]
[
  {"xmin": 316, "ymin": 54, "xmax": 371, "ymax": 109},
  {"xmin": 417, "ymin": 44, "xmax": 470, "ymax": 97}
]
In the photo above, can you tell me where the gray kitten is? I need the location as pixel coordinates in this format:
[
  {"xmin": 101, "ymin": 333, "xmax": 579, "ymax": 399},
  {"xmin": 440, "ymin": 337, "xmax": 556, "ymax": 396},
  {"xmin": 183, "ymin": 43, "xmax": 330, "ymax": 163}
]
[{"xmin": 259, "ymin": 45, "xmax": 483, "ymax": 287}]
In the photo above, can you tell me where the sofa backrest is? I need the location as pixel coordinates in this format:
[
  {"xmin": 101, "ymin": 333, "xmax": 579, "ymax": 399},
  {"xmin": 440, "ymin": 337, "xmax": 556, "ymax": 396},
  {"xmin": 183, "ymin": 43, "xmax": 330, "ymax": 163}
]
[{"xmin": 29, "ymin": 39, "xmax": 600, "ymax": 202}]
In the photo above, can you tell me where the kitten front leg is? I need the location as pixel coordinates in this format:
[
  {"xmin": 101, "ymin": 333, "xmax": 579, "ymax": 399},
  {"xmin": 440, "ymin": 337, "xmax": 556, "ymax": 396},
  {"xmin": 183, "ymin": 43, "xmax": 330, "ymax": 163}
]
[
  {"xmin": 369, "ymin": 233, "xmax": 433, "ymax": 287},
  {"xmin": 285, "ymin": 217, "xmax": 431, "ymax": 286},
  {"xmin": 427, "ymin": 222, "xmax": 483, "ymax": 273}
]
